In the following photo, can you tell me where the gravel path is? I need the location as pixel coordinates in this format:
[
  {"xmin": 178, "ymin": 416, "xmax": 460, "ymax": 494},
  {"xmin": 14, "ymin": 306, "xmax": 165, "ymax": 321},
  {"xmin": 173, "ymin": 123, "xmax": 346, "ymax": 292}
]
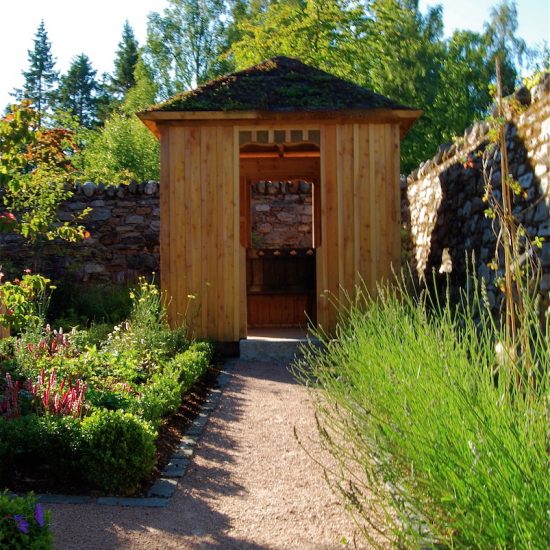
[{"xmin": 47, "ymin": 360, "xmax": 369, "ymax": 549}]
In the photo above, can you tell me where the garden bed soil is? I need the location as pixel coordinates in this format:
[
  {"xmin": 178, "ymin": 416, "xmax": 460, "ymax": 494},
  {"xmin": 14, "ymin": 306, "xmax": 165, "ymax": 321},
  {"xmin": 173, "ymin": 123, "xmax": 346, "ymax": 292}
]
[{"xmin": 5, "ymin": 364, "xmax": 223, "ymax": 497}]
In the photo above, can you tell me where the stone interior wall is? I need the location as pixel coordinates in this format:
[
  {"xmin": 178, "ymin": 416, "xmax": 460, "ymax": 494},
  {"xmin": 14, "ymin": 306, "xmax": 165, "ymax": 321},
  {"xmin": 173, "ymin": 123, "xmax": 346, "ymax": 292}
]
[
  {"xmin": 250, "ymin": 180, "xmax": 313, "ymax": 249},
  {"xmin": 0, "ymin": 180, "xmax": 160, "ymax": 285},
  {"xmin": 406, "ymin": 74, "xmax": 550, "ymax": 308}
]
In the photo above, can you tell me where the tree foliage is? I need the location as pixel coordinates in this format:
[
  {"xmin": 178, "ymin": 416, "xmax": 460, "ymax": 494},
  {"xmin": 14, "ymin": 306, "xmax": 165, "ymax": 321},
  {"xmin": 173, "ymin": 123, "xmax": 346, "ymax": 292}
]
[
  {"xmin": 56, "ymin": 54, "xmax": 104, "ymax": 128},
  {"xmin": 79, "ymin": 57, "xmax": 160, "ymax": 183},
  {"xmin": 229, "ymin": 0, "xmax": 530, "ymax": 172},
  {"xmin": 0, "ymin": 101, "xmax": 88, "ymax": 242},
  {"xmin": 14, "ymin": 20, "xmax": 58, "ymax": 125},
  {"xmin": 111, "ymin": 21, "xmax": 140, "ymax": 98},
  {"xmin": 3, "ymin": 0, "xmax": 540, "ymax": 178},
  {"xmin": 145, "ymin": 0, "xmax": 230, "ymax": 99}
]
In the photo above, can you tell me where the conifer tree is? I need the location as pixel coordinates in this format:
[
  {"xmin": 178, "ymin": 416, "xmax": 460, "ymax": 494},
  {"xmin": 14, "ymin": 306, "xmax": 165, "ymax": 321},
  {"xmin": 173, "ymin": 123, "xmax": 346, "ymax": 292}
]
[
  {"xmin": 56, "ymin": 54, "xmax": 102, "ymax": 128},
  {"xmin": 111, "ymin": 21, "xmax": 140, "ymax": 97},
  {"xmin": 15, "ymin": 20, "xmax": 58, "ymax": 125}
]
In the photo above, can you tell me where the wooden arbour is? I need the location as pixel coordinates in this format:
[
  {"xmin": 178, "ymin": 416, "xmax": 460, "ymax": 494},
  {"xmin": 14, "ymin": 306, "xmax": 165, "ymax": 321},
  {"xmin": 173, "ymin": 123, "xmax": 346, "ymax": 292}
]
[{"xmin": 138, "ymin": 57, "xmax": 421, "ymax": 341}]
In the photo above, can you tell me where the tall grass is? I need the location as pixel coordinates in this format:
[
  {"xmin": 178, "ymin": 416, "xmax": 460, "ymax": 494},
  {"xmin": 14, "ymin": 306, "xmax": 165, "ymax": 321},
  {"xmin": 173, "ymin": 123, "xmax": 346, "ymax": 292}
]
[{"xmin": 296, "ymin": 281, "xmax": 549, "ymax": 548}]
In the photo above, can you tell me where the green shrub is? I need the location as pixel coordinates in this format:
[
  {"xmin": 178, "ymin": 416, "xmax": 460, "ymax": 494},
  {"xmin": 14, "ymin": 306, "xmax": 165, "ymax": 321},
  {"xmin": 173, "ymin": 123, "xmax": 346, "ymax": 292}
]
[
  {"xmin": 131, "ymin": 370, "xmax": 181, "ymax": 425},
  {"xmin": 130, "ymin": 341, "xmax": 212, "ymax": 425},
  {"xmin": 0, "ymin": 492, "xmax": 53, "ymax": 549},
  {"xmin": 48, "ymin": 283, "xmax": 132, "ymax": 328},
  {"xmin": 297, "ymin": 284, "xmax": 549, "ymax": 548},
  {"xmin": 171, "ymin": 349, "xmax": 209, "ymax": 392},
  {"xmin": 0, "ymin": 415, "xmax": 83, "ymax": 486},
  {"xmin": 79, "ymin": 112, "xmax": 159, "ymax": 183},
  {"xmin": 80, "ymin": 409, "xmax": 156, "ymax": 494}
]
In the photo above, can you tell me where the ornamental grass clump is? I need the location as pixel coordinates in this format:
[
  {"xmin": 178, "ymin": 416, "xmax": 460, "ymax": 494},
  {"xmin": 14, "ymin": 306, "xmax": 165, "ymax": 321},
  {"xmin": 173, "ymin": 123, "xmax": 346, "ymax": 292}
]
[{"xmin": 296, "ymin": 279, "xmax": 549, "ymax": 549}]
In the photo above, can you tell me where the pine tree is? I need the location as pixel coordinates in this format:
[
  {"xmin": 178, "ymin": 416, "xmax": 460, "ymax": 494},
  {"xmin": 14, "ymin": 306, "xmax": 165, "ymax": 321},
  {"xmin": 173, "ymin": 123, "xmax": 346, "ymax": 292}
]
[
  {"xmin": 56, "ymin": 54, "xmax": 102, "ymax": 128},
  {"xmin": 111, "ymin": 21, "xmax": 139, "ymax": 97},
  {"xmin": 15, "ymin": 20, "xmax": 58, "ymax": 125}
]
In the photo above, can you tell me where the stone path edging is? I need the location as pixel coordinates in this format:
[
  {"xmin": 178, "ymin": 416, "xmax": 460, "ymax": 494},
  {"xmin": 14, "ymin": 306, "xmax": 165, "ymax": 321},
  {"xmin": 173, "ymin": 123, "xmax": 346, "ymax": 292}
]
[{"xmin": 19, "ymin": 361, "xmax": 237, "ymax": 509}]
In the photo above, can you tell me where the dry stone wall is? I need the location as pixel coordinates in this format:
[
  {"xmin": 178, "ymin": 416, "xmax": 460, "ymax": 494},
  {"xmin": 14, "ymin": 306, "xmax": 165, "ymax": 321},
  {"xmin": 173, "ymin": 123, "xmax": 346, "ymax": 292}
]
[
  {"xmin": 250, "ymin": 180, "xmax": 313, "ymax": 249},
  {"xmin": 406, "ymin": 74, "xmax": 550, "ymax": 307},
  {"xmin": 0, "ymin": 181, "xmax": 160, "ymax": 284}
]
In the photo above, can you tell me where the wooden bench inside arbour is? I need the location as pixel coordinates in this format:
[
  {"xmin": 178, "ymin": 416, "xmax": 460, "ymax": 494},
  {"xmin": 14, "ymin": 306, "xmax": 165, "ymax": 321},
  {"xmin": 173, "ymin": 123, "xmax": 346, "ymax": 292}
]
[{"xmin": 138, "ymin": 56, "xmax": 421, "ymax": 342}]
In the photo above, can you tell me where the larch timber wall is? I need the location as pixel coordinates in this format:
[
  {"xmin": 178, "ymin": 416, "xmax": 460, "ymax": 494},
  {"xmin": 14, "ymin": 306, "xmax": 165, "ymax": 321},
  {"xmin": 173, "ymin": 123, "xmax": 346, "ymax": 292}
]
[
  {"xmin": 160, "ymin": 121, "xmax": 401, "ymax": 340},
  {"xmin": 159, "ymin": 125, "xmax": 241, "ymax": 341},
  {"xmin": 317, "ymin": 122, "xmax": 401, "ymax": 331}
]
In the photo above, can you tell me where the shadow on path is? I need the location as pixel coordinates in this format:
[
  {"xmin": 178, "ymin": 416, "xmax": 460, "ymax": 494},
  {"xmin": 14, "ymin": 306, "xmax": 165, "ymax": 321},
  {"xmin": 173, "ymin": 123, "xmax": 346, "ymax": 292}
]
[{"xmin": 49, "ymin": 371, "xmax": 268, "ymax": 550}]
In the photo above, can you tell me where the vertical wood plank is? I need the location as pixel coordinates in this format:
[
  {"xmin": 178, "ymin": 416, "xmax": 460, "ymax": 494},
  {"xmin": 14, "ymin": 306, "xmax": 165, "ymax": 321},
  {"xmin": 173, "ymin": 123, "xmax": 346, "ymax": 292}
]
[
  {"xmin": 353, "ymin": 123, "xmax": 361, "ymax": 287},
  {"xmin": 357, "ymin": 124, "xmax": 372, "ymax": 294},
  {"xmin": 339, "ymin": 124, "xmax": 354, "ymax": 299},
  {"xmin": 201, "ymin": 126, "xmax": 218, "ymax": 338},
  {"xmin": 234, "ymin": 127, "xmax": 245, "ymax": 340},
  {"xmin": 220, "ymin": 126, "xmax": 236, "ymax": 341},
  {"xmin": 319, "ymin": 124, "xmax": 339, "ymax": 333},
  {"xmin": 368, "ymin": 125, "xmax": 378, "ymax": 290},
  {"xmin": 168, "ymin": 128, "xmax": 182, "ymax": 327},
  {"xmin": 391, "ymin": 124, "xmax": 402, "ymax": 275},
  {"xmin": 159, "ymin": 127, "xmax": 172, "ymax": 323},
  {"xmin": 186, "ymin": 126, "xmax": 202, "ymax": 334},
  {"xmin": 375, "ymin": 125, "xmax": 387, "ymax": 282},
  {"xmin": 171, "ymin": 127, "xmax": 186, "ymax": 329}
]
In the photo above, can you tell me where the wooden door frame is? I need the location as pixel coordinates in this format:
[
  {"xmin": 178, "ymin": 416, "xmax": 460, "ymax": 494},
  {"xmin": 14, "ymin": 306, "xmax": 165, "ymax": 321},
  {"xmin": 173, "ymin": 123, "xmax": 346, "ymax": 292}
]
[{"xmin": 239, "ymin": 156, "xmax": 321, "ymax": 331}]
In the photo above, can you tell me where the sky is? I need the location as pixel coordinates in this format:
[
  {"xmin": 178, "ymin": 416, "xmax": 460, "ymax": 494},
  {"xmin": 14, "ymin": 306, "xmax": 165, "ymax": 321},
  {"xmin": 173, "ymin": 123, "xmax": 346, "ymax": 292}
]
[{"xmin": 0, "ymin": 0, "xmax": 548, "ymax": 109}]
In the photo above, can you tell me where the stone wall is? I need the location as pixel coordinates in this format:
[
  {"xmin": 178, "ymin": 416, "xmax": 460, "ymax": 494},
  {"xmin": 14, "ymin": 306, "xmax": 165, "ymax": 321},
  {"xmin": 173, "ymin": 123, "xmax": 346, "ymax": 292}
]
[
  {"xmin": 406, "ymin": 74, "xmax": 550, "ymax": 307},
  {"xmin": 250, "ymin": 180, "xmax": 313, "ymax": 249},
  {"xmin": 0, "ymin": 181, "xmax": 160, "ymax": 284}
]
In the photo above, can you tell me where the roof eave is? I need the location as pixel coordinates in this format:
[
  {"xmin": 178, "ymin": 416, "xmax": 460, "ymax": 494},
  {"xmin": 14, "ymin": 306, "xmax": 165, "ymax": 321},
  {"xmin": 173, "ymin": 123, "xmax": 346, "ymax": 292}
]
[{"xmin": 137, "ymin": 108, "xmax": 422, "ymax": 139}]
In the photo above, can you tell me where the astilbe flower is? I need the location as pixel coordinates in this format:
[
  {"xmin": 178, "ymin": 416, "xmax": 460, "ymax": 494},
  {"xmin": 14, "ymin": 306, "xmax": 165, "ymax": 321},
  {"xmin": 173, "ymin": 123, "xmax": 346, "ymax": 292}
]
[
  {"xmin": 0, "ymin": 372, "xmax": 20, "ymax": 419},
  {"xmin": 29, "ymin": 368, "xmax": 87, "ymax": 418}
]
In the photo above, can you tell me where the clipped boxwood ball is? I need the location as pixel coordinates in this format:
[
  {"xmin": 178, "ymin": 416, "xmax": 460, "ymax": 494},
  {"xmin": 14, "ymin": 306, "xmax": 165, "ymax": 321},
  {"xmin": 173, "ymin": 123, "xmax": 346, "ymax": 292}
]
[{"xmin": 80, "ymin": 409, "xmax": 156, "ymax": 495}]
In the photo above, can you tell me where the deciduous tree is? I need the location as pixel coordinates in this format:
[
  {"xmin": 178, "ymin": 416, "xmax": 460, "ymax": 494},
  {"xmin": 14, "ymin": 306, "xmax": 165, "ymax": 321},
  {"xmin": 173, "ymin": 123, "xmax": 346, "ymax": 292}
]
[{"xmin": 144, "ymin": 0, "xmax": 229, "ymax": 99}]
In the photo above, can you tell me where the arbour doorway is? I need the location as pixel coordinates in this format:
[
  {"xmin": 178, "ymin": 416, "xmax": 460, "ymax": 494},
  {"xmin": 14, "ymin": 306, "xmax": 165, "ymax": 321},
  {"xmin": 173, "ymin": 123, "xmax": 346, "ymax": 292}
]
[{"xmin": 239, "ymin": 129, "xmax": 321, "ymax": 331}]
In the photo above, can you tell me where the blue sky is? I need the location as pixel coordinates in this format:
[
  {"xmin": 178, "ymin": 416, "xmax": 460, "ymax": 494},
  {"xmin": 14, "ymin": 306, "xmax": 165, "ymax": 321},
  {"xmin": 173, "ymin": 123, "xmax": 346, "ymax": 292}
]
[{"xmin": 0, "ymin": 0, "xmax": 548, "ymax": 109}]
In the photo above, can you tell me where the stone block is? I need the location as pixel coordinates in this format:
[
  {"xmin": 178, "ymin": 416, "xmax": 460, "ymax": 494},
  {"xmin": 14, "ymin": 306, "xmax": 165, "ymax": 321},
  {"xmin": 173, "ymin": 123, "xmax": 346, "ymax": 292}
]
[
  {"xmin": 84, "ymin": 263, "xmax": 105, "ymax": 274},
  {"xmin": 163, "ymin": 458, "xmax": 190, "ymax": 478},
  {"xmin": 533, "ymin": 201, "xmax": 549, "ymax": 224},
  {"xmin": 267, "ymin": 182, "xmax": 280, "ymax": 194},
  {"xmin": 535, "ymin": 163, "xmax": 548, "ymax": 177},
  {"xmin": 125, "ymin": 215, "xmax": 146, "ymax": 224},
  {"xmin": 146, "ymin": 480, "xmax": 178, "ymax": 500},
  {"xmin": 82, "ymin": 181, "xmax": 95, "ymax": 197},
  {"xmin": 89, "ymin": 207, "xmax": 111, "ymax": 222},
  {"xmin": 98, "ymin": 496, "xmax": 169, "ymax": 507},
  {"xmin": 519, "ymin": 172, "xmax": 534, "ymax": 188}
]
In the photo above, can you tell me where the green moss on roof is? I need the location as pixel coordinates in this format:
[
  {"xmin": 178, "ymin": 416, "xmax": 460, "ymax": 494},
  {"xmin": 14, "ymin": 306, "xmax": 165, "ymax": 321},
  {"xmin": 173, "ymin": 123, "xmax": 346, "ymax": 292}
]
[{"xmin": 146, "ymin": 56, "xmax": 413, "ymax": 113}]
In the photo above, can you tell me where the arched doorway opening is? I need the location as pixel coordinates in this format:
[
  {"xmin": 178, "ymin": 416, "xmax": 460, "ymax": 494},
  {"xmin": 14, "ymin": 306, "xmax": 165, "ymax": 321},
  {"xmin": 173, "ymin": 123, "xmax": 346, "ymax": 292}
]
[{"xmin": 239, "ymin": 130, "xmax": 320, "ymax": 332}]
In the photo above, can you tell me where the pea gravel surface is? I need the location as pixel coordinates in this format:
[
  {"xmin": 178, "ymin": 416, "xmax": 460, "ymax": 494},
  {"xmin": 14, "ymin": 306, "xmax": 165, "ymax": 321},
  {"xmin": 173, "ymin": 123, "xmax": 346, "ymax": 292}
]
[{"xmin": 47, "ymin": 360, "xmax": 379, "ymax": 549}]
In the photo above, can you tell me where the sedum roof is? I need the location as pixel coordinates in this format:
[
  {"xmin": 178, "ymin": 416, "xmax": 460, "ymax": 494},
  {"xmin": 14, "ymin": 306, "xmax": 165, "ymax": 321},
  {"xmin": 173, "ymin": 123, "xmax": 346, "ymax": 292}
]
[{"xmin": 145, "ymin": 56, "xmax": 414, "ymax": 113}]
